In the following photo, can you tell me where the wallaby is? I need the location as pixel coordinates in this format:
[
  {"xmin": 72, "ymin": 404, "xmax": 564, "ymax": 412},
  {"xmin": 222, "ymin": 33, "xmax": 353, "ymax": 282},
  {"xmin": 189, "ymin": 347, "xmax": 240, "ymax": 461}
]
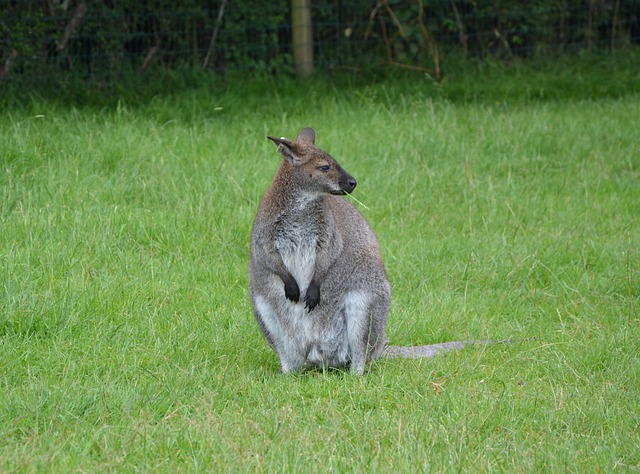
[{"xmin": 249, "ymin": 127, "xmax": 511, "ymax": 374}]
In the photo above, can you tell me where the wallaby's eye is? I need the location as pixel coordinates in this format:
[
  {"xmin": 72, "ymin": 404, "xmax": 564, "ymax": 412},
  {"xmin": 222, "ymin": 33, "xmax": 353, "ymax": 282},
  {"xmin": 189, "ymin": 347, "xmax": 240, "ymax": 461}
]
[{"xmin": 318, "ymin": 165, "xmax": 331, "ymax": 172}]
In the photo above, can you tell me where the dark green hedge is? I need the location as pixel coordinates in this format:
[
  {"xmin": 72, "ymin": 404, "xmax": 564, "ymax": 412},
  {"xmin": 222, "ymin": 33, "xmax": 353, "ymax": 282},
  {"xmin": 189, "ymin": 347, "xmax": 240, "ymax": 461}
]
[{"xmin": 1, "ymin": 0, "xmax": 638, "ymax": 82}]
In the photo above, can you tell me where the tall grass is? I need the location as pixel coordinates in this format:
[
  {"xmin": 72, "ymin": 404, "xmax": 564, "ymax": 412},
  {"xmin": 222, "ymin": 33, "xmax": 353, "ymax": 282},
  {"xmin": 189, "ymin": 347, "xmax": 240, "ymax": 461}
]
[{"xmin": 1, "ymin": 58, "xmax": 639, "ymax": 471}]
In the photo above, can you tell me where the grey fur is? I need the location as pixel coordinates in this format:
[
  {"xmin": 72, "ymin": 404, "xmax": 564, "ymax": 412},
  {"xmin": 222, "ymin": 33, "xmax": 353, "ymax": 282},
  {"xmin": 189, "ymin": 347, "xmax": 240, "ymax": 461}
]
[
  {"xmin": 249, "ymin": 127, "xmax": 390, "ymax": 374},
  {"xmin": 249, "ymin": 128, "xmax": 513, "ymax": 374},
  {"xmin": 383, "ymin": 339, "xmax": 516, "ymax": 358}
]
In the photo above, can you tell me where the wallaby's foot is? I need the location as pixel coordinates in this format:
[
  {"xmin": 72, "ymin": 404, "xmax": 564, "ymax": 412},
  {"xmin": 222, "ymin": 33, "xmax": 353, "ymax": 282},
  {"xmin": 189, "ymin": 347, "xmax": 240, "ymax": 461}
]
[
  {"xmin": 279, "ymin": 356, "xmax": 304, "ymax": 374},
  {"xmin": 350, "ymin": 361, "xmax": 366, "ymax": 375}
]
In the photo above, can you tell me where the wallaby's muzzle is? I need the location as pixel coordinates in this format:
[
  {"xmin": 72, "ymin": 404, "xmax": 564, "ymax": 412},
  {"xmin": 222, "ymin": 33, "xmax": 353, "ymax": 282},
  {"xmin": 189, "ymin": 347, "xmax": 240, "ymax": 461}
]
[{"xmin": 334, "ymin": 173, "xmax": 357, "ymax": 195}]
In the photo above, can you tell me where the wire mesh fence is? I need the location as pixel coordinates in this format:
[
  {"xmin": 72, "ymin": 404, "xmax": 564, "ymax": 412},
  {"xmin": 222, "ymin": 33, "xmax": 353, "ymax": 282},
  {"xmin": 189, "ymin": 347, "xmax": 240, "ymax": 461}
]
[{"xmin": 1, "ymin": 1, "xmax": 638, "ymax": 85}]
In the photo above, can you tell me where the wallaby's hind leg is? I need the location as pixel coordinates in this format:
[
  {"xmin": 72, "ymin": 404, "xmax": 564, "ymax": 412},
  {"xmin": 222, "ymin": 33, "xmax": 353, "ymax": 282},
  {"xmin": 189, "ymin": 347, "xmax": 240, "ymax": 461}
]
[
  {"xmin": 343, "ymin": 291, "xmax": 388, "ymax": 375},
  {"xmin": 253, "ymin": 295, "xmax": 305, "ymax": 373}
]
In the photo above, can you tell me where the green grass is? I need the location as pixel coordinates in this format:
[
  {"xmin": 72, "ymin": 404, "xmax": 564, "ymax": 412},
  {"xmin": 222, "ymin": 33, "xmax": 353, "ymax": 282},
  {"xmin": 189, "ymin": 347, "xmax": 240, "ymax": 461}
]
[{"xmin": 1, "ymin": 57, "xmax": 639, "ymax": 471}]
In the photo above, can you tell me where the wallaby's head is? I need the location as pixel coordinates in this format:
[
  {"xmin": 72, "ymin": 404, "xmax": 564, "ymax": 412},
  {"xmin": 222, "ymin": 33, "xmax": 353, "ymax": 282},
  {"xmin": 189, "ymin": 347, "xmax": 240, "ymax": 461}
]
[{"xmin": 267, "ymin": 128, "xmax": 357, "ymax": 196}]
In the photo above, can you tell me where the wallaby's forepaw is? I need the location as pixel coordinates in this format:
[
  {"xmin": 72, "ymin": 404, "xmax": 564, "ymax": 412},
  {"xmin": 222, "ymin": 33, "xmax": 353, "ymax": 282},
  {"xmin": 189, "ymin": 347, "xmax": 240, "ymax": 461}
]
[
  {"xmin": 304, "ymin": 280, "xmax": 320, "ymax": 311},
  {"xmin": 283, "ymin": 276, "xmax": 300, "ymax": 303}
]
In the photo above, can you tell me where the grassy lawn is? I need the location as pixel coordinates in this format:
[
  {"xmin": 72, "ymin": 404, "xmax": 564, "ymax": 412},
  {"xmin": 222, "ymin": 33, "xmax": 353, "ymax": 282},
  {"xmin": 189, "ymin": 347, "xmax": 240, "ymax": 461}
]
[{"xmin": 1, "ymin": 58, "xmax": 639, "ymax": 471}]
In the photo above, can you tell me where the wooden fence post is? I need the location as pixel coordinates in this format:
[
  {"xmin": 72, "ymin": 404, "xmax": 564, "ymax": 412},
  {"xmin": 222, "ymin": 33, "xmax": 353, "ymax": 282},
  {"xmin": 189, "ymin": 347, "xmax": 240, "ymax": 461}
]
[{"xmin": 291, "ymin": 0, "xmax": 313, "ymax": 78}]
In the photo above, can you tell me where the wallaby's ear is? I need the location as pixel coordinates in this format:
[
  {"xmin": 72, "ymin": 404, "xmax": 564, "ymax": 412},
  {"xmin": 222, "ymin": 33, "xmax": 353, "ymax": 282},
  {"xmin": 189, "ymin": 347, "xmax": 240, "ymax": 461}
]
[
  {"xmin": 295, "ymin": 127, "xmax": 315, "ymax": 145},
  {"xmin": 267, "ymin": 135, "xmax": 299, "ymax": 163}
]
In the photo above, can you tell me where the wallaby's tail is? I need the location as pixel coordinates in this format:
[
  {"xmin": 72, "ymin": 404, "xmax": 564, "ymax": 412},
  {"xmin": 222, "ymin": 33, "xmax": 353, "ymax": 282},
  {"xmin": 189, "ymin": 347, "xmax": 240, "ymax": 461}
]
[{"xmin": 382, "ymin": 339, "xmax": 517, "ymax": 359}]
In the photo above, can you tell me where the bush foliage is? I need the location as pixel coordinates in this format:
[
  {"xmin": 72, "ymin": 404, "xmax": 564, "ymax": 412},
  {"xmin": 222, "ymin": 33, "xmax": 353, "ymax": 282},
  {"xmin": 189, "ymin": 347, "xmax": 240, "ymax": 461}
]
[{"xmin": 1, "ymin": 0, "xmax": 639, "ymax": 82}]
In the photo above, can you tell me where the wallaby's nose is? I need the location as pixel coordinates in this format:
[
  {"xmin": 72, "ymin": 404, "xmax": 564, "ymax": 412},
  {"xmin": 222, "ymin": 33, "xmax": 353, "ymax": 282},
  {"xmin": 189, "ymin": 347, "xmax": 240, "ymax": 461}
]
[
  {"xmin": 336, "ymin": 169, "xmax": 357, "ymax": 195},
  {"xmin": 341, "ymin": 177, "xmax": 357, "ymax": 194}
]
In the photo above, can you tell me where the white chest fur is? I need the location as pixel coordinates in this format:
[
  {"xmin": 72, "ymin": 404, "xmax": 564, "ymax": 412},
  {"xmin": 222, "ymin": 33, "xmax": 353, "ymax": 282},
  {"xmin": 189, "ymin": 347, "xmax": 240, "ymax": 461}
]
[
  {"xmin": 276, "ymin": 236, "xmax": 316, "ymax": 297},
  {"xmin": 274, "ymin": 202, "xmax": 320, "ymax": 298}
]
